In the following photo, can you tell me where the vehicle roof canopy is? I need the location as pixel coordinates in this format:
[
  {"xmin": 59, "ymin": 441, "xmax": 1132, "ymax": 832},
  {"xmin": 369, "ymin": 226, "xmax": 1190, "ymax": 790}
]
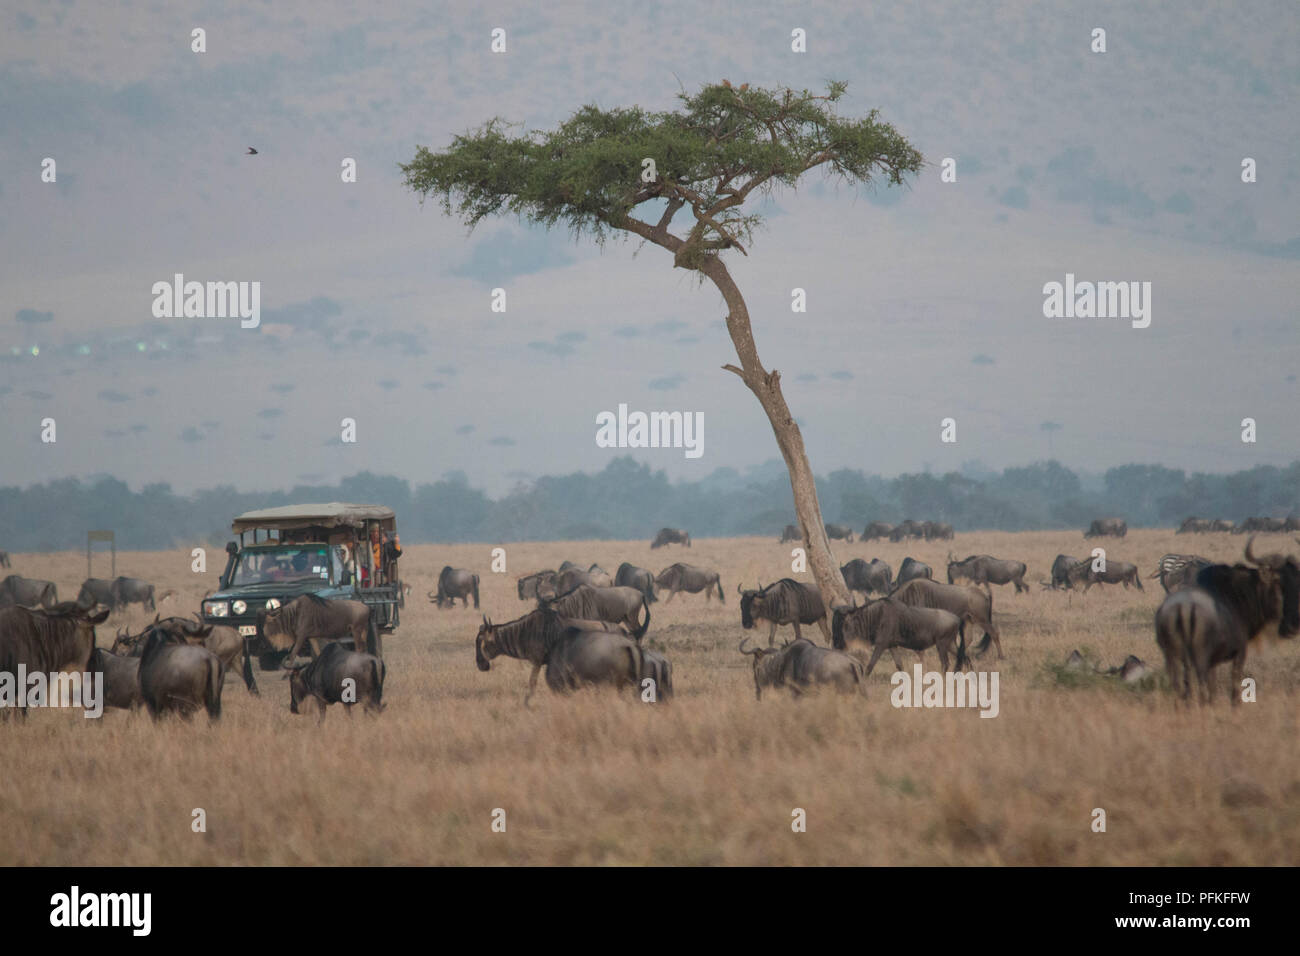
[{"xmin": 232, "ymin": 502, "xmax": 396, "ymax": 534}]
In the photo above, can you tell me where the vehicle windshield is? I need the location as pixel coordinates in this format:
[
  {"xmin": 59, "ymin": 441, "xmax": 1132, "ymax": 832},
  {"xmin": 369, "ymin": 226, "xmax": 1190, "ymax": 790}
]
[{"xmin": 231, "ymin": 547, "xmax": 332, "ymax": 585}]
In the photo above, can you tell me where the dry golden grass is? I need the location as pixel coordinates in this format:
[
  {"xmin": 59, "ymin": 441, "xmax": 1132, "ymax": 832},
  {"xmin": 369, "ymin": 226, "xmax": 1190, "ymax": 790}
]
[{"xmin": 3, "ymin": 530, "xmax": 1299, "ymax": 865}]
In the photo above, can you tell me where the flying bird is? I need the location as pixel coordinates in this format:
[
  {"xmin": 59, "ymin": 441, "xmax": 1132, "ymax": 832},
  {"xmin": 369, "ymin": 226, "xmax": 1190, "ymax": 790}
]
[{"xmin": 246, "ymin": 147, "xmax": 258, "ymax": 155}]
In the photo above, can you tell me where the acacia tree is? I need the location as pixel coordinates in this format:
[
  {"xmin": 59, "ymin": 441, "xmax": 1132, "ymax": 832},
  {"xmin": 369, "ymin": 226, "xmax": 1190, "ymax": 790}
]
[{"xmin": 401, "ymin": 81, "xmax": 922, "ymax": 606}]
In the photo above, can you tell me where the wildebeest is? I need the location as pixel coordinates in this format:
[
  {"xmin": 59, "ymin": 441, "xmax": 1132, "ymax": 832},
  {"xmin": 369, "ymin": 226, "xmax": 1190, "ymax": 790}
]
[
  {"xmin": 923, "ymin": 521, "xmax": 954, "ymax": 541},
  {"xmin": 1079, "ymin": 558, "xmax": 1143, "ymax": 591},
  {"xmin": 1046, "ymin": 554, "xmax": 1085, "ymax": 590},
  {"xmin": 90, "ymin": 647, "xmax": 143, "ymax": 711},
  {"xmin": 655, "ymin": 563, "xmax": 723, "ymax": 602},
  {"xmin": 650, "ymin": 527, "xmax": 691, "ymax": 549},
  {"xmin": 639, "ymin": 647, "xmax": 673, "ymax": 700},
  {"xmin": 540, "ymin": 584, "xmax": 650, "ymax": 641},
  {"xmin": 946, "ymin": 553, "xmax": 1029, "ymax": 594},
  {"xmin": 109, "ymin": 576, "xmax": 156, "ymax": 612},
  {"xmin": 614, "ymin": 562, "xmax": 657, "ymax": 603},
  {"xmin": 0, "ymin": 551, "xmax": 9, "ymax": 568},
  {"xmin": 1106, "ymin": 655, "xmax": 1152, "ymax": 683},
  {"xmin": 894, "ymin": 557, "xmax": 933, "ymax": 588},
  {"xmin": 287, "ymin": 642, "xmax": 385, "ymax": 722},
  {"xmin": 889, "ymin": 519, "xmax": 925, "ymax": 542},
  {"xmin": 585, "ymin": 564, "xmax": 613, "ymax": 588},
  {"xmin": 840, "ymin": 558, "xmax": 892, "ymax": 599},
  {"xmin": 136, "ymin": 625, "xmax": 224, "ymax": 721},
  {"xmin": 0, "ymin": 602, "xmax": 109, "ymax": 716},
  {"xmin": 1085, "ymin": 517, "xmax": 1127, "ymax": 538},
  {"xmin": 825, "ymin": 523, "xmax": 855, "ymax": 543},
  {"xmin": 1154, "ymin": 537, "xmax": 1300, "ymax": 706},
  {"xmin": 475, "ymin": 609, "xmax": 637, "ymax": 704},
  {"xmin": 543, "ymin": 623, "xmax": 645, "ymax": 697},
  {"xmin": 113, "ymin": 615, "xmax": 259, "ymax": 695},
  {"xmin": 889, "ymin": 578, "xmax": 1003, "ymax": 659},
  {"xmin": 517, "ymin": 569, "xmax": 557, "ymax": 601},
  {"xmin": 1234, "ymin": 516, "xmax": 1287, "ymax": 534},
  {"xmin": 1150, "ymin": 554, "xmax": 1213, "ymax": 594},
  {"xmin": 779, "ymin": 524, "xmax": 801, "ymax": 543},
  {"xmin": 558, "ymin": 561, "xmax": 582, "ymax": 573},
  {"xmin": 1211, "ymin": 518, "xmax": 1235, "ymax": 533},
  {"xmin": 552, "ymin": 564, "xmax": 612, "ymax": 595},
  {"xmin": 259, "ymin": 594, "xmax": 375, "ymax": 665},
  {"xmin": 0, "ymin": 574, "xmax": 59, "ymax": 609},
  {"xmin": 1177, "ymin": 517, "xmax": 1213, "ymax": 534},
  {"xmin": 429, "ymin": 566, "xmax": 480, "ymax": 608},
  {"xmin": 738, "ymin": 579, "xmax": 830, "ymax": 646},
  {"xmin": 862, "ymin": 522, "xmax": 894, "ymax": 541},
  {"xmin": 739, "ymin": 637, "xmax": 864, "ymax": 699},
  {"xmin": 77, "ymin": 578, "xmax": 117, "ymax": 609},
  {"xmin": 831, "ymin": 598, "xmax": 967, "ymax": 675}
]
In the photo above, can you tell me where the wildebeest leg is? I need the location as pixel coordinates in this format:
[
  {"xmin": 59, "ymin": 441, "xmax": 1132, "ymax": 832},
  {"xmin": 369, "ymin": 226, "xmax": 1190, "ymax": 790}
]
[
  {"xmin": 241, "ymin": 637, "xmax": 259, "ymax": 695},
  {"xmin": 792, "ymin": 621, "xmax": 803, "ymax": 643},
  {"xmin": 664, "ymin": 590, "xmax": 675, "ymax": 604},
  {"xmin": 891, "ymin": 649, "xmax": 907, "ymax": 670},
  {"xmin": 864, "ymin": 640, "xmax": 890, "ymax": 678},
  {"xmin": 523, "ymin": 664, "xmax": 542, "ymax": 707},
  {"xmin": 817, "ymin": 618, "xmax": 831, "ymax": 643},
  {"xmin": 317, "ymin": 697, "xmax": 328, "ymax": 724},
  {"xmin": 936, "ymin": 640, "xmax": 950, "ymax": 673},
  {"xmin": 1229, "ymin": 652, "xmax": 1245, "ymax": 707},
  {"xmin": 768, "ymin": 621, "xmax": 777, "ymax": 647}
]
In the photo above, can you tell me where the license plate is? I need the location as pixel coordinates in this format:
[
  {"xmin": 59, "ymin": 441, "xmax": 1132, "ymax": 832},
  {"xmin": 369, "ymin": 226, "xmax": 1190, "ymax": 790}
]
[{"xmin": 238, "ymin": 625, "xmax": 257, "ymax": 636}]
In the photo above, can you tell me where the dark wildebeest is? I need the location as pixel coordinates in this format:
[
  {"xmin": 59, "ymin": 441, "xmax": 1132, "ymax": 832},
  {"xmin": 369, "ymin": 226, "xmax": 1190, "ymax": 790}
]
[
  {"xmin": 825, "ymin": 523, "xmax": 855, "ymax": 543},
  {"xmin": 113, "ymin": 615, "xmax": 259, "ymax": 695},
  {"xmin": 540, "ymin": 584, "xmax": 651, "ymax": 641},
  {"xmin": 1177, "ymin": 517, "xmax": 1213, "ymax": 534},
  {"xmin": 1046, "ymin": 554, "xmax": 1085, "ymax": 590},
  {"xmin": 552, "ymin": 564, "xmax": 613, "ymax": 594},
  {"xmin": 779, "ymin": 524, "xmax": 801, "ymax": 543},
  {"xmin": 862, "ymin": 522, "xmax": 894, "ymax": 542},
  {"xmin": 840, "ymin": 558, "xmax": 892, "ymax": 600},
  {"xmin": 1085, "ymin": 517, "xmax": 1127, "ymax": 538},
  {"xmin": 946, "ymin": 553, "xmax": 1029, "ymax": 594},
  {"xmin": 136, "ymin": 625, "xmax": 223, "ymax": 721},
  {"xmin": 1155, "ymin": 537, "xmax": 1300, "ymax": 706},
  {"xmin": 543, "ymin": 623, "xmax": 645, "ymax": 697},
  {"xmin": 894, "ymin": 557, "xmax": 933, "ymax": 588},
  {"xmin": 90, "ymin": 647, "xmax": 143, "ymax": 711},
  {"xmin": 1211, "ymin": 518, "xmax": 1235, "ymax": 533},
  {"xmin": 738, "ymin": 579, "xmax": 830, "ymax": 646},
  {"xmin": 923, "ymin": 521, "xmax": 955, "ymax": 541},
  {"xmin": 517, "ymin": 569, "xmax": 557, "ymax": 601},
  {"xmin": 639, "ymin": 648, "xmax": 673, "ymax": 700},
  {"xmin": 585, "ymin": 564, "xmax": 613, "ymax": 588},
  {"xmin": 77, "ymin": 578, "xmax": 118, "ymax": 609},
  {"xmin": 475, "ymin": 608, "xmax": 629, "ymax": 704},
  {"xmin": 259, "ymin": 594, "xmax": 375, "ymax": 665},
  {"xmin": 889, "ymin": 519, "xmax": 925, "ymax": 542},
  {"xmin": 109, "ymin": 577, "xmax": 155, "ymax": 612},
  {"xmin": 650, "ymin": 528, "xmax": 691, "ymax": 549},
  {"xmin": 1079, "ymin": 558, "xmax": 1143, "ymax": 591},
  {"xmin": 831, "ymin": 598, "xmax": 967, "ymax": 676},
  {"xmin": 655, "ymin": 563, "xmax": 723, "ymax": 602},
  {"xmin": 0, "ymin": 603, "xmax": 109, "ymax": 716},
  {"xmin": 890, "ymin": 578, "xmax": 1003, "ymax": 659},
  {"xmin": 1150, "ymin": 554, "xmax": 1213, "ymax": 594},
  {"xmin": 558, "ymin": 561, "xmax": 582, "ymax": 573},
  {"xmin": 0, "ymin": 551, "xmax": 9, "ymax": 568},
  {"xmin": 287, "ymin": 642, "xmax": 385, "ymax": 722},
  {"xmin": 429, "ymin": 566, "xmax": 480, "ymax": 609},
  {"xmin": 0, "ymin": 575, "xmax": 59, "ymax": 609},
  {"xmin": 1235, "ymin": 516, "xmax": 1286, "ymax": 534},
  {"xmin": 739, "ymin": 636, "xmax": 864, "ymax": 699},
  {"xmin": 614, "ymin": 562, "xmax": 657, "ymax": 603}
]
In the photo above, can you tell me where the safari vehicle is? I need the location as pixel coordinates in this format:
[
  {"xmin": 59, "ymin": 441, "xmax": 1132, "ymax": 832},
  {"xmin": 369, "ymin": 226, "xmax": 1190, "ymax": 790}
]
[{"xmin": 200, "ymin": 503, "xmax": 401, "ymax": 670}]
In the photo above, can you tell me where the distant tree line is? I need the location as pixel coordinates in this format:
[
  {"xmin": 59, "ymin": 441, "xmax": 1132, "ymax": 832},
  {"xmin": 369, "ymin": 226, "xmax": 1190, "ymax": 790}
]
[{"xmin": 1, "ymin": 457, "xmax": 1298, "ymax": 551}]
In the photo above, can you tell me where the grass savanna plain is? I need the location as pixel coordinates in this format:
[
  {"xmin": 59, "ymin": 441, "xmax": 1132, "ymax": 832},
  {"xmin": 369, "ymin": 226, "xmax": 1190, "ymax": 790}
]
[{"xmin": 3, "ymin": 529, "xmax": 1299, "ymax": 866}]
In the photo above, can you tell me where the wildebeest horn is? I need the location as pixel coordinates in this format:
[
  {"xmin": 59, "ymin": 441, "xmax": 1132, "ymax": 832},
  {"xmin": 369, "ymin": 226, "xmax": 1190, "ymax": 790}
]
[
  {"xmin": 1243, "ymin": 534, "xmax": 1283, "ymax": 568},
  {"xmin": 738, "ymin": 637, "xmax": 759, "ymax": 656},
  {"xmin": 736, "ymin": 583, "xmax": 743, "ymax": 595}
]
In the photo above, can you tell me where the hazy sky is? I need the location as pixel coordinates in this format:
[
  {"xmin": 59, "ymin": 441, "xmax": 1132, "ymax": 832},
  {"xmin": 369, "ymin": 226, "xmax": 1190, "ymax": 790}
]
[{"xmin": 2, "ymin": 0, "xmax": 1297, "ymax": 496}]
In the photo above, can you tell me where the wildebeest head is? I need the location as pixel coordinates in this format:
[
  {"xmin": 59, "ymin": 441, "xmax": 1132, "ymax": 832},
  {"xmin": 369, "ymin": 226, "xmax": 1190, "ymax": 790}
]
[
  {"xmin": 475, "ymin": 616, "xmax": 497, "ymax": 671},
  {"xmin": 286, "ymin": 660, "xmax": 311, "ymax": 713},
  {"xmin": 737, "ymin": 582, "xmax": 764, "ymax": 629},
  {"xmin": 738, "ymin": 636, "xmax": 782, "ymax": 699},
  {"xmin": 1243, "ymin": 536, "xmax": 1300, "ymax": 637}
]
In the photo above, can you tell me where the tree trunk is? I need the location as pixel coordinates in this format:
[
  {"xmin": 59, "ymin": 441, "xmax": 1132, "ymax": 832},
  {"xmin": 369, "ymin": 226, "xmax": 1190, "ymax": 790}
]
[{"xmin": 700, "ymin": 257, "xmax": 851, "ymax": 608}]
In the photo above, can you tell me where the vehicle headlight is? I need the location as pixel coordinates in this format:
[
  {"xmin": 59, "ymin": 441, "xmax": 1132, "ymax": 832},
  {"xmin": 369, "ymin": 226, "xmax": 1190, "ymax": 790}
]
[
  {"xmin": 204, "ymin": 601, "xmax": 229, "ymax": 617},
  {"xmin": 265, "ymin": 598, "xmax": 281, "ymax": 610},
  {"xmin": 231, "ymin": 600, "xmax": 247, "ymax": 615}
]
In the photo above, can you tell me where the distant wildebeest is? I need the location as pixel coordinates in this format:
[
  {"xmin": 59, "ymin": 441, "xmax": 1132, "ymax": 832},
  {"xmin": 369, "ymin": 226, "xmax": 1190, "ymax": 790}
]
[
  {"xmin": 862, "ymin": 522, "xmax": 894, "ymax": 542},
  {"xmin": 1155, "ymin": 537, "xmax": 1300, "ymax": 706},
  {"xmin": 90, "ymin": 647, "xmax": 143, "ymax": 711},
  {"xmin": 77, "ymin": 578, "xmax": 118, "ymax": 609},
  {"xmin": 1177, "ymin": 517, "xmax": 1213, "ymax": 534},
  {"xmin": 551, "ymin": 564, "xmax": 612, "ymax": 595},
  {"xmin": 923, "ymin": 521, "xmax": 954, "ymax": 541},
  {"xmin": 558, "ymin": 561, "xmax": 582, "ymax": 573},
  {"xmin": 0, "ymin": 574, "xmax": 59, "ymax": 609},
  {"xmin": 946, "ymin": 553, "xmax": 1029, "ymax": 594},
  {"xmin": 1078, "ymin": 558, "xmax": 1143, "ymax": 591},
  {"xmin": 0, "ymin": 602, "xmax": 108, "ymax": 716},
  {"xmin": 655, "ymin": 563, "xmax": 723, "ymax": 602},
  {"xmin": 1084, "ymin": 517, "xmax": 1127, "ymax": 538},
  {"xmin": 639, "ymin": 648, "xmax": 673, "ymax": 700},
  {"xmin": 1046, "ymin": 554, "xmax": 1085, "ymax": 590},
  {"xmin": 1211, "ymin": 518, "xmax": 1235, "ymax": 533},
  {"xmin": 739, "ymin": 636, "xmax": 864, "ymax": 699},
  {"xmin": 890, "ymin": 578, "xmax": 1003, "ymax": 659},
  {"xmin": 1150, "ymin": 554, "xmax": 1214, "ymax": 594},
  {"xmin": 779, "ymin": 524, "xmax": 801, "ymax": 543},
  {"xmin": 893, "ymin": 557, "xmax": 933, "ymax": 588},
  {"xmin": 287, "ymin": 642, "xmax": 386, "ymax": 722},
  {"xmin": 136, "ymin": 624, "xmax": 224, "ymax": 721},
  {"xmin": 475, "ymin": 608, "xmax": 632, "ymax": 704},
  {"xmin": 738, "ymin": 579, "xmax": 830, "ymax": 646},
  {"xmin": 840, "ymin": 558, "xmax": 892, "ymax": 599},
  {"xmin": 540, "ymin": 584, "xmax": 651, "ymax": 641},
  {"xmin": 831, "ymin": 598, "xmax": 967, "ymax": 675},
  {"xmin": 113, "ymin": 615, "xmax": 258, "ymax": 695},
  {"xmin": 1235, "ymin": 516, "xmax": 1287, "ymax": 534},
  {"xmin": 889, "ymin": 519, "xmax": 925, "ymax": 542},
  {"xmin": 430, "ymin": 566, "xmax": 480, "ymax": 609},
  {"xmin": 259, "ymin": 594, "xmax": 375, "ymax": 665},
  {"xmin": 0, "ymin": 551, "xmax": 9, "ymax": 568},
  {"xmin": 107, "ymin": 577, "xmax": 156, "ymax": 612},
  {"xmin": 824, "ymin": 523, "xmax": 855, "ymax": 543},
  {"xmin": 650, "ymin": 528, "xmax": 691, "ymax": 549},
  {"xmin": 517, "ymin": 569, "xmax": 557, "ymax": 601},
  {"xmin": 614, "ymin": 562, "xmax": 657, "ymax": 603},
  {"xmin": 1106, "ymin": 655, "xmax": 1152, "ymax": 683}
]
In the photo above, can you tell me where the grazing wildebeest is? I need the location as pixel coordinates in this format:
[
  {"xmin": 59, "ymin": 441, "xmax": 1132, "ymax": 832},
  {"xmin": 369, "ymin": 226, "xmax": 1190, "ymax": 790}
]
[
  {"xmin": 1079, "ymin": 558, "xmax": 1143, "ymax": 591},
  {"xmin": 831, "ymin": 598, "xmax": 967, "ymax": 676},
  {"xmin": 889, "ymin": 519, "xmax": 925, "ymax": 542},
  {"xmin": 825, "ymin": 523, "xmax": 855, "ymax": 543},
  {"xmin": 1085, "ymin": 517, "xmax": 1127, "ymax": 538},
  {"xmin": 475, "ymin": 609, "xmax": 634, "ymax": 704},
  {"xmin": 540, "ymin": 584, "xmax": 650, "ymax": 641},
  {"xmin": 517, "ymin": 569, "xmax": 557, "ymax": 601},
  {"xmin": 77, "ymin": 578, "xmax": 117, "ymax": 609},
  {"xmin": 614, "ymin": 562, "xmax": 657, "ymax": 603},
  {"xmin": 113, "ymin": 615, "xmax": 259, "ymax": 695},
  {"xmin": 1178, "ymin": 517, "xmax": 1213, "ymax": 534},
  {"xmin": 1046, "ymin": 554, "xmax": 1085, "ymax": 590},
  {"xmin": 650, "ymin": 528, "xmax": 691, "ymax": 549},
  {"xmin": 543, "ymin": 622, "xmax": 645, "ymax": 697},
  {"xmin": 923, "ymin": 521, "xmax": 954, "ymax": 541},
  {"xmin": 429, "ymin": 566, "xmax": 480, "ymax": 608},
  {"xmin": 655, "ymin": 563, "xmax": 723, "ymax": 602},
  {"xmin": 1211, "ymin": 518, "xmax": 1235, "ymax": 533},
  {"xmin": 0, "ymin": 574, "xmax": 59, "ymax": 609},
  {"xmin": 840, "ymin": 558, "xmax": 892, "ymax": 599},
  {"xmin": 1154, "ymin": 537, "xmax": 1300, "ymax": 706},
  {"xmin": 0, "ymin": 603, "xmax": 109, "ymax": 716},
  {"xmin": 738, "ymin": 579, "xmax": 830, "ymax": 646},
  {"xmin": 558, "ymin": 561, "xmax": 582, "ymax": 573},
  {"xmin": 779, "ymin": 524, "xmax": 801, "ymax": 543},
  {"xmin": 946, "ymin": 553, "xmax": 1029, "ymax": 594},
  {"xmin": 136, "ymin": 625, "xmax": 224, "ymax": 721},
  {"xmin": 259, "ymin": 594, "xmax": 375, "ymax": 665},
  {"xmin": 890, "ymin": 578, "xmax": 1003, "ymax": 659},
  {"xmin": 639, "ymin": 648, "xmax": 673, "ymax": 700},
  {"xmin": 287, "ymin": 642, "xmax": 385, "ymax": 722},
  {"xmin": 894, "ymin": 557, "xmax": 933, "ymax": 588},
  {"xmin": 109, "ymin": 577, "xmax": 156, "ymax": 612},
  {"xmin": 862, "ymin": 522, "xmax": 894, "ymax": 542},
  {"xmin": 90, "ymin": 647, "xmax": 143, "ymax": 711},
  {"xmin": 739, "ymin": 637, "xmax": 864, "ymax": 699},
  {"xmin": 551, "ymin": 565, "xmax": 608, "ymax": 595},
  {"xmin": 1150, "ymin": 554, "xmax": 1214, "ymax": 594},
  {"xmin": 1235, "ymin": 516, "xmax": 1287, "ymax": 534}
]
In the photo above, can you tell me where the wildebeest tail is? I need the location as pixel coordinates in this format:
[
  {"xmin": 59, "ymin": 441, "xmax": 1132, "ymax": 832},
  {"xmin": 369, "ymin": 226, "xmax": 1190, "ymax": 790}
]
[
  {"xmin": 716, "ymin": 578, "xmax": 724, "ymax": 603},
  {"xmin": 206, "ymin": 657, "xmax": 223, "ymax": 721},
  {"xmin": 954, "ymin": 621, "xmax": 969, "ymax": 670},
  {"xmin": 473, "ymin": 574, "xmax": 481, "ymax": 609},
  {"xmin": 370, "ymin": 657, "xmax": 386, "ymax": 710},
  {"xmin": 635, "ymin": 597, "xmax": 650, "ymax": 642},
  {"xmin": 241, "ymin": 635, "xmax": 259, "ymax": 695}
]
